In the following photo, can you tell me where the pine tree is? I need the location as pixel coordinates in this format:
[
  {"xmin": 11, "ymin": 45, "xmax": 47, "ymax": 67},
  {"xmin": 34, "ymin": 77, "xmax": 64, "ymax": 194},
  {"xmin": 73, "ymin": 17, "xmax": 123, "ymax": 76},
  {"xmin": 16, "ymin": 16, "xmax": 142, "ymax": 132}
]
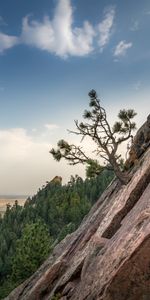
[
  {"xmin": 11, "ymin": 220, "xmax": 52, "ymax": 283},
  {"xmin": 50, "ymin": 90, "xmax": 136, "ymax": 184}
]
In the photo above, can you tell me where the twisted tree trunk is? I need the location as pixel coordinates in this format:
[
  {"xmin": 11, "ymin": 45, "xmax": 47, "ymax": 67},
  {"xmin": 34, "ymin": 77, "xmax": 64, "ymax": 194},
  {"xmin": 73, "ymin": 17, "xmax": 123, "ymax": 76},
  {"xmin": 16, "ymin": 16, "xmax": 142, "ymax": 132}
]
[{"xmin": 109, "ymin": 157, "xmax": 129, "ymax": 185}]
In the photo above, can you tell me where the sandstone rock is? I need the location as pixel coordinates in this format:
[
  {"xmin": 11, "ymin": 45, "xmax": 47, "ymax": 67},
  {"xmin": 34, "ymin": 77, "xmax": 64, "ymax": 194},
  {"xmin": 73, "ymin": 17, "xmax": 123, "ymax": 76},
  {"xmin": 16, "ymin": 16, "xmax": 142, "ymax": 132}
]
[{"xmin": 5, "ymin": 148, "xmax": 150, "ymax": 300}]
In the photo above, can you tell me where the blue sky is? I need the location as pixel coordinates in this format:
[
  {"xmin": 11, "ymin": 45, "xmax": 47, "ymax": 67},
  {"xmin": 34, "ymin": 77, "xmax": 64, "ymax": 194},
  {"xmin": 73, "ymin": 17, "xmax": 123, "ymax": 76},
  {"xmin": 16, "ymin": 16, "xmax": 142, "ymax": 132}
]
[{"xmin": 0, "ymin": 0, "xmax": 150, "ymax": 194}]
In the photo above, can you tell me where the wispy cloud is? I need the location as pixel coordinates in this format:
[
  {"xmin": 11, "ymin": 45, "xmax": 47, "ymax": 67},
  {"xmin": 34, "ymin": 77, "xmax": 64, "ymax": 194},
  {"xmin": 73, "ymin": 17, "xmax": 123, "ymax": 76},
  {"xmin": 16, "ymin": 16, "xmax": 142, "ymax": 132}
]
[
  {"xmin": 44, "ymin": 123, "xmax": 59, "ymax": 130},
  {"xmin": 132, "ymin": 80, "xmax": 142, "ymax": 91},
  {"xmin": 144, "ymin": 10, "xmax": 150, "ymax": 15},
  {"xmin": 21, "ymin": 0, "xmax": 95, "ymax": 58},
  {"xmin": 0, "ymin": 32, "xmax": 19, "ymax": 53},
  {"xmin": 130, "ymin": 20, "xmax": 139, "ymax": 31},
  {"xmin": 114, "ymin": 40, "xmax": 132, "ymax": 57},
  {"xmin": 31, "ymin": 128, "xmax": 37, "ymax": 133},
  {"xmin": 97, "ymin": 6, "xmax": 115, "ymax": 52},
  {"xmin": 0, "ymin": 0, "xmax": 116, "ymax": 58}
]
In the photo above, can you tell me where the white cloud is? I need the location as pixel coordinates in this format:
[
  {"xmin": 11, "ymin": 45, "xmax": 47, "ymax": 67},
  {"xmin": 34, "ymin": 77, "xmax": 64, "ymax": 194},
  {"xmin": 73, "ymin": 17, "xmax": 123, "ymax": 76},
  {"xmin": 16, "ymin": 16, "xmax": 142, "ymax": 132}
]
[
  {"xmin": 0, "ymin": 128, "xmax": 37, "ymax": 162},
  {"xmin": 45, "ymin": 123, "xmax": 59, "ymax": 130},
  {"xmin": 32, "ymin": 128, "xmax": 37, "ymax": 132},
  {"xmin": 114, "ymin": 40, "xmax": 132, "ymax": 57},
  {"xmin": 0, "ymin": 1, "xmax": 116, "ymax": 57},
  {"xmin": 21, "ymin": 0, "xmax": 95, "ymax": 57},
  {"xmin": 0, "ymin": 32, "xmax": 19, "ymax": 53},
  {"xmin": 97, "ymin": 7, "xmax": 115, "ymax": 52}
]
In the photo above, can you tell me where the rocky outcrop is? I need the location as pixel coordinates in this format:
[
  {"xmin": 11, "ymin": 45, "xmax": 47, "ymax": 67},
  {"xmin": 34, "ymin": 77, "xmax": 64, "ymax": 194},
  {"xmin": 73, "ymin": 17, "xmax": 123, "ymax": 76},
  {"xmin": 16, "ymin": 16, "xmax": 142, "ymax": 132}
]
[
  {"xmin": 5, "ymin": 148, "xmax": 150, "ymax": 300},
  {"xmin": 50, "ymin": 176, "xmax": 62, "ymax": 185},
  {"xmin": 125, "ymin": 114, "xmax": 150, "ymax": 169}
]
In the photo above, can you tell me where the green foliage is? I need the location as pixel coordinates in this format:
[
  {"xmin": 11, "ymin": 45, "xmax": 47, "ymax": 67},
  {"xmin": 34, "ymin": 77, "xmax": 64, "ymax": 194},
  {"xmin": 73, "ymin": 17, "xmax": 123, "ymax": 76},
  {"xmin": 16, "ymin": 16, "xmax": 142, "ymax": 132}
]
[
  {"xmin": 88, "ymin": 89, "xmax": 97, "ymax": 99},
  {"xmin": 50, "ymin": 148, "xmax": 62, "ymax": 161},
  {"xmin": 0, "ymin": 279, "xmax": 17, "ymax": 299},
  {"xmin": 83, "ymin": 110, "xmax": 92, "ymax": 119},
  {"xmin": 86, "ymin": 159, "xmax": 104, "ymax": 178},
  {"xmin": 50, "ymin": 140, "xmax": 73, "ymax": 162},
  {"xmin": 112, "ymin": 121, "xmax": 122, "ymax": 133},
  {"xmin": 0, "ymin": 170, "xmax": 114, "ymax": 298},
  {"xmin": 113, "ymin": 109, "xmax": 136, "ymax": 135},
  {"xmin": 11, "ymin": 220, "xmax": 52, "ymax": 283},
  {"xmin": 118, "ymin": 109, "xmax": 137, "ymax": 120},
  {"xmin": 51, "ymin": 293, "xmax": 61, "ymax": 300}
]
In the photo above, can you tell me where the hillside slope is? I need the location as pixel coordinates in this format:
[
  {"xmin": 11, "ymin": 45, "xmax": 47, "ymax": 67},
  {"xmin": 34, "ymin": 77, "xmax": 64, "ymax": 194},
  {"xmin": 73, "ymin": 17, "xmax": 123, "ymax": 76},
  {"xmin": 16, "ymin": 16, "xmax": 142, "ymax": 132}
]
[{"xmin": 5, "ymin": 148, "xmax": 150, "ymax": 300}]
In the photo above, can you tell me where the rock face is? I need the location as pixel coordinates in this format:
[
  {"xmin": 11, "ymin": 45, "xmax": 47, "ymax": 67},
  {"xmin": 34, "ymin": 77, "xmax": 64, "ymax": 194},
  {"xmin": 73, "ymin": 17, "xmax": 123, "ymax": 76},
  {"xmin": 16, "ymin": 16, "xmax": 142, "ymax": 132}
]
[
  {"xmin": 5, "ymin": 148, "xmax": 150, "ymax": 300},
  {"xmin": 125, "ymin": 114, "xmax": 150, "ymax": 169}
]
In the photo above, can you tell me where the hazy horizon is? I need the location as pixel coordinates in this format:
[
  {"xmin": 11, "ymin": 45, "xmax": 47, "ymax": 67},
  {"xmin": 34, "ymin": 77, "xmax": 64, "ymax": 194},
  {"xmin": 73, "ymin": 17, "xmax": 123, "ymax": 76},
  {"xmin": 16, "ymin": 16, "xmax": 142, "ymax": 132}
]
[{"xmin": 0, "ymin": 194, "xmax": 28, "ymax": 198}]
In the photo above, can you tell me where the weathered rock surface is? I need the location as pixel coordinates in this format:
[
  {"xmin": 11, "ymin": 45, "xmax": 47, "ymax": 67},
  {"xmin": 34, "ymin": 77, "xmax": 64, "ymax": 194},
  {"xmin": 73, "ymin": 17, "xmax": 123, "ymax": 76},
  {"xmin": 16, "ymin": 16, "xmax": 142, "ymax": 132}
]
[{"xmin": 5, "ymin": 148, "xmax": 150, "ymax": 300}]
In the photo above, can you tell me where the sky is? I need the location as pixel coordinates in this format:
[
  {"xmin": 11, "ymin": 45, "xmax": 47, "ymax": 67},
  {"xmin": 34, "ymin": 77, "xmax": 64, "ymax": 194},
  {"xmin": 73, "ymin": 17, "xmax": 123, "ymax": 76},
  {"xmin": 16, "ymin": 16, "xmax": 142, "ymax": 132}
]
[{"xmin": 0, "ymin": 0, "xmax": 150, "ymax": 195}]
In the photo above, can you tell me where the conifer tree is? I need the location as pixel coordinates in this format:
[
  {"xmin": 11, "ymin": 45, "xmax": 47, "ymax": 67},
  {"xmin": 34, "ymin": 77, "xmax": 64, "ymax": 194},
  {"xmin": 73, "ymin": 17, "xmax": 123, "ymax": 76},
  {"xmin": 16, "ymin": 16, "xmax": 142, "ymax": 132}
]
[
  {"xmin": 11, "ymin": 220, "xmax": 52, "ymax": 283},
  {"xmin": 50, "ymin": 90, "xmax": 137, "ymax": 184}
]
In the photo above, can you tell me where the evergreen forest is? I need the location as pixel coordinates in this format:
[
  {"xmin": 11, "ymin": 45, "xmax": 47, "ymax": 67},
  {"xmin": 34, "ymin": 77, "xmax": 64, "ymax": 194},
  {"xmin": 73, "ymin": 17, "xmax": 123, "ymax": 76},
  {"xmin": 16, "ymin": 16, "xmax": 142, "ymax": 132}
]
[{"xmin": 0, "ymin": 170, "xmax": 114, "ymax": 299}]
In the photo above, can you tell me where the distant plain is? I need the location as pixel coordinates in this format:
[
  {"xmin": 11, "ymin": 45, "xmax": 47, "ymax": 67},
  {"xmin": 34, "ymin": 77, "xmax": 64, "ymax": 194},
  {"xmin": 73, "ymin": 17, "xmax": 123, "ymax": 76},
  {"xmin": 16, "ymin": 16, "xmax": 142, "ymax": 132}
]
[{"xmin": 0, "ymin": 196, "xmax": 27, "ymax": 216}]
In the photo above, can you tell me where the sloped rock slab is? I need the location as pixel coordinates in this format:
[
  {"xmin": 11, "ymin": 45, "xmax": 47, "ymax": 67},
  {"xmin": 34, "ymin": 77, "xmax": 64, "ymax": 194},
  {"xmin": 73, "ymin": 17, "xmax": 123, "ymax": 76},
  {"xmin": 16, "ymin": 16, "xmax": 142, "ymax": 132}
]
[{"xmin": 5, "ymin": 149, "xmax": 150, "ymax": 300}]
